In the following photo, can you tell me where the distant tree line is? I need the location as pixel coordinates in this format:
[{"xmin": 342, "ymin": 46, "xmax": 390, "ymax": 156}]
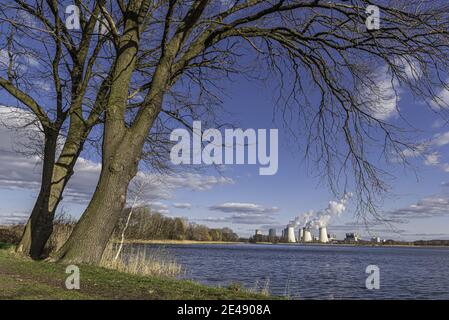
[{"xmin": 114, "ymin": 207, "xmax": 239, "ymax": 242}]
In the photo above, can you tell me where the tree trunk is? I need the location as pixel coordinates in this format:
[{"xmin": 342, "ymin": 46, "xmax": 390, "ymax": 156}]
[
  {"xmin": 53, "ymin": 149, "xmax": 138, "ymax": 264},
  {"xmin": 16, "ymin": 131, "xmax": 58, "ymax": 259},
  {"xmin": 17, "ymin": 134, "xmax": 84, "ymax": 259}
]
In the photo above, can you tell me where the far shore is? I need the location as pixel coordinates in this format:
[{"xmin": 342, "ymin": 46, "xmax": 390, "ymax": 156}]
[
  {"xmin": 117, "ymin": 239, "xmax": 246, "ymax": 245},
  {"xmin": 117, "ymin": 239, "xmax": 449, "ymax": 248}
]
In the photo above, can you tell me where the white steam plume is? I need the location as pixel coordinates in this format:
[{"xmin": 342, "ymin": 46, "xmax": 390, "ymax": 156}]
[{"xmin": 290, "ymin": 193, "xmax": 352, "ymax": 229}]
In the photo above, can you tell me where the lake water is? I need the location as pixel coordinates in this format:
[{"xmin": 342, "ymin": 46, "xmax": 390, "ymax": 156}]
[{"xmin": 140, "ymin": 243, "xmax": 449, "ymax": 299}]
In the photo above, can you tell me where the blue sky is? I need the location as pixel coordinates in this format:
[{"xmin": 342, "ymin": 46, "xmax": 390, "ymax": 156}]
[{"xmin": 2, "ymin": 69, "xmax": 449, "ymax": 241}]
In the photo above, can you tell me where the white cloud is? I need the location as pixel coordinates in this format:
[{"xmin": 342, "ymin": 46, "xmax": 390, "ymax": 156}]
[
  {"xmin": 34, "ymin": 79, "xmax": 52, "ymax": 92},
  {"xmin": 147, "ymin": 201, "xmax": 170, "ymax": 215},
  {"xmin": 388, "ymin": 195, "xmax": 449, "ymax": 220},
  {"xmin": 0, "ymin": 49, "xmax": 10, "ymax": 67},
  {"xmin": 398, "ymin": 143, "xmax": 427, "ymax": 159},
  {"xmin": 430, "ymin": 83, "xmax": 449, "ymax": 110},
  {"xmin": 0, "ymin": 49, "xmax": 37, "ymax": 74},
  {"xmin": 209, "ymin": 202, "xmax": 279, "ymax": 214},
  {"xmin": 424, "ymin": 152, "xmax": 440, "ymax": 166},
  {"xmin": 205, "ymin": 202, "xmax": 280, "ymax": 225},
  {"xmin": 395, "ymin": 132, "xmax": 449, "ymax": 171},
  {"xmin": 359, "ymin": 65, "xmax": 399, "ymax": 121},
  {"xmin": 432, "ymin": 131, "xmax": 449, "ymax": 147},
  {"xmin": 173, "ymin": 203, "xmax": 192, "ymax": 209},
  {"xmin": 22, "ymin": 53, "xmax": 40, "ymax": 68},
  {"xmin": 396, "ymin": 56, "xmax": 423, "ymax": 81},
  {"xmin": 131, "ymin": 171, "xmax": 234, "ymax": 204}
]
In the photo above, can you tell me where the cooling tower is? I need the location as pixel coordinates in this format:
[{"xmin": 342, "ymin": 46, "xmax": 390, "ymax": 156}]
[
  {"xmin": 319, "ymin": 227, "xmax": 329, "ymax": 243},
  {"xmin": 303, "ymin": 229, "xmax": 312, "ymax": 242},
  {"xmin": 287, "ymin": 226, "xmax": 296, "ymax": 243},
  {"xmin": 298, "ymin": 228, "xmax": 304, "ymax": 242}
]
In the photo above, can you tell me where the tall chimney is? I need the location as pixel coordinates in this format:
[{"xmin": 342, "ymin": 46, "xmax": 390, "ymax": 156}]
[
  {"xmin": 287, "ymin": 226, "xmax": 296, "ymax": 243},
  {"xmin": 303, "ymin": 229, "xmax": 312, "ymax": 242},
  {"xmin": 319, "ymin": 227, "xmax": 329, "ymax": 243}
]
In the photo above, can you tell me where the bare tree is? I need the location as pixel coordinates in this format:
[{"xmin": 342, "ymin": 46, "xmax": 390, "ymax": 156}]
[
  {"xmin": 2, "ymin": 0, "xmax": 449, "ymax": 264},
  {"xmin": 0, "ymin": 0, "xmax": 213, "ymax": 259},
  {"xmin": 0, "ymin": 0, "xmax": 113, "ymax": 258}
]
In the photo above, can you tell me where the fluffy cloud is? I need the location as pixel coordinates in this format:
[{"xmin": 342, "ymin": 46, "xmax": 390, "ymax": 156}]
[
  {"xmin": 209, "ymin": 202, "xmax": 279, "ymax": 214},
  {"xmin": 388, "ymin": 195, "xmax": 449, "ymax": 220},
  {"xmin": 432, "ymin": 131, "xmax": 449, "ymax": 147},
  {"xmin": 0, "ymin": 107, "xmax": 44, "ymax": 191},
  {"xmin": 173, "ymin": 203, "xmax": 192, "ymax": 209},
  {"xmin": 400, "ymin": 57, "xmax": 422, "ymax": 81},
  {"xmin": 424, "ymin": 152, "xmax": 440, "ymax": 166},
  {"xmin": 395, "ymin": 131, "xmax": 449, "ymax": 171},
  {"xmin": 205, "ymin": 202, "xmax": 280, "ymax": 225},
  {"xmin": 359, "ymin": 59, "xmax": 423, "ymax": 122},
  {"xmin": 130, "ymin": 172, "xmax": 234, "ymax": 205},
  {"xmin": 147, "ymin": 201, "xmax": 170, "ymax": 215},
  {"xmin": 359, "ymin": 65, "xmax": 399, "ymax": 121}
]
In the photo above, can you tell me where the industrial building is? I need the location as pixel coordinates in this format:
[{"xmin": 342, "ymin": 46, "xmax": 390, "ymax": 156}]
[
  {"xmin": 298, "ymin": 228, "xmax": 304, "ymax": 242},
  {"xmin": 319, "ymin": 227, "xmax": 329, "ymax": 243},
  {"xmin": 251, "ymin": 228, "xmax": 280, "ymax": 243},
  {"xmin": 262, "ymin": 223, "xmax": 366, "ymax": 244},
  {"xmin": 302, "ymin": 229, "xmax": 312, "ymax": 242},
  {"xmin": 345, "ymin": 233, "xmax": 360, "ymax": 242},
  {"xmin": 287, "ymin": 226, "xmax": 296, "ymax": 243}
]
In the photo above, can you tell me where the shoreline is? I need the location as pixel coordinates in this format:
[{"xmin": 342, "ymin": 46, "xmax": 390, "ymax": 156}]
[
  {"xmin": 117, "ymin": 239, "xmax": 246, "ymax": 245},
  {"xmin": 117, "ymin": 239, "xmax": 449, "ymax": 248},
  {"xmin": 0, "ymin": 244, "xmax": 271, "ymax": 300}
]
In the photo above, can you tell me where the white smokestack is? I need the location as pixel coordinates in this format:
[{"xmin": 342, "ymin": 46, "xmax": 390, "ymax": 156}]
[
  {"xmin": 303, "ymin": 229, "xmax": 312, "ymax": 242},
  {"xmin": 319, "ymin": 227, "xmax": 329, "ymax": 243},
  {"xmin": 287, "ymin": 226, "xmax": 296, "ymax": 243}
]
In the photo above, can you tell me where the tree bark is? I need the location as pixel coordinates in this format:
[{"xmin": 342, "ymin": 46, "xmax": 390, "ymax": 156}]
[
  {"xmin": 17, "ymin": 132, "xmax": 85, "ymax": 259},
  {"xmin": 53, "ymin": 147, "xmax": 139, "ymax": 264},
  {"xmin": 16, "ymin": 130, "xmax": 58, "ymax": 259}
]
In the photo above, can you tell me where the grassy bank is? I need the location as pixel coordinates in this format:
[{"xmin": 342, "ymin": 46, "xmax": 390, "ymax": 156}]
[{"xmin": 0, "ymin": 244, "xmax": 271, "ymax": 300}]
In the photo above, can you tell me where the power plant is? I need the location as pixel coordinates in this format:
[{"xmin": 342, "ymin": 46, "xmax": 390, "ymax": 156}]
[
  {"xmin": 251, "ymin": 226, "xmax": 373, "ymax": 244},
  {"xmin": 319, "ymin": 227, "xmax": 329, "ymax": 243},
  {"xmin": 283, "ymin": 226, "xmax": 327, "ymax": 243},
  {"xmin": 254, "ymin": 194, "xmax": 353, "ymax": 244},
  {"xmin": 298, "ymin": 228, "xmax": 304, "ymax": 242},
  {"xmin": 283, "ymin": 193, "xmax": 353, "ymax": 244},
  {"xmin": 303, "ymin": 229, "xmax": 313, "ymax": 242},
  {"xmin": 287, "ymin": 226, "xmax": 296, "ymax": 243}
]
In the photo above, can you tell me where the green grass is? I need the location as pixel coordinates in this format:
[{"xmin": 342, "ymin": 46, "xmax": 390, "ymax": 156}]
[{"xmin": 0, "ymin": 244, "xmax": 274, "ymax": 300}]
